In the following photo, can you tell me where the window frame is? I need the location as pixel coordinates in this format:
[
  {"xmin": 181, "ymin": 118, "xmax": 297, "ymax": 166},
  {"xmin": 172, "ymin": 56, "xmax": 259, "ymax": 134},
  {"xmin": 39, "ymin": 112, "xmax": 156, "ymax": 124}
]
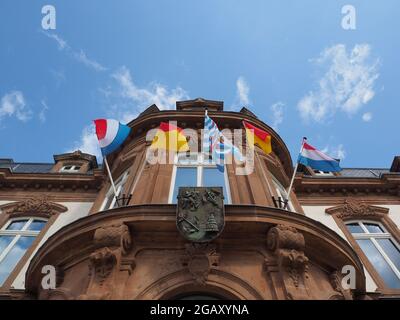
[
  {"xmin": 271, "ymin": 175, "xmax": 293, "ymax": 211},
  {"xmin": 313, "ymin": 170, "xmax": 334, "ymax": 176},
  {"xmin": 168, "ymin": 153, "xmax": 231, "ymax": 204},
  {"xmin": 60, "ymin": 164, "xmax": 81, "ymax": 173},
  {"xmin": 345, "ymin": 220, "xmax": 400, "ymax": 286},
  {"xmin": 0, "ymin": 217, "xmax": 47, "ymax": 286},
  {"xmin": 327, "ymin": 202, "xmax": 400, "ymax": 294},
  {"xmin": 100, "ymin": 170, "xmax": 130, "ymax": 211}
]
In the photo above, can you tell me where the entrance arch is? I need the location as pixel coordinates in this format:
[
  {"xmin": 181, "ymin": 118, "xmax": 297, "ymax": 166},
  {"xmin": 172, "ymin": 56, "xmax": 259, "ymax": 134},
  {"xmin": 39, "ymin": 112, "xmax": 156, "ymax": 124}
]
[{"xmin": 136, "ymin": 269, "xmax": 264, "ymax": 300}]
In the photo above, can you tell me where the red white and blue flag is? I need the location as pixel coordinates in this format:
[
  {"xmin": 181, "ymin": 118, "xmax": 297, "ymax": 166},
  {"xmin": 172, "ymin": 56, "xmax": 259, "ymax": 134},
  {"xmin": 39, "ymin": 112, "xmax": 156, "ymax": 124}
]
[
  {"xmin": 94, "ymin": 119, "xmax": 131, "ymax": 156},
  {"xmin": 298, "ymin": 142, "xmax": 341, "ymax": 172}
]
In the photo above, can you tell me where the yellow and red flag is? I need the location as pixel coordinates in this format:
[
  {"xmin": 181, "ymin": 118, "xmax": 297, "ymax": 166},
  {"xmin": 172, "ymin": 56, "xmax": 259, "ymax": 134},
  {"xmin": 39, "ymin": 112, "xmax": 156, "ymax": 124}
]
[
  {"xmin": 243, "ymin": 120, "xmax": 272, "ymax": 154},
  {"xmin": 150, "ymin": 122, "xmax": 189, "ymax": 152}
]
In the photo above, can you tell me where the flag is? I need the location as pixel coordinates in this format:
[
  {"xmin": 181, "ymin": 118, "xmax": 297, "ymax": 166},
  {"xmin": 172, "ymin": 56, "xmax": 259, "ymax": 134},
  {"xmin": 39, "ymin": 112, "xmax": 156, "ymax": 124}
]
[
  {"xmin": 243, "ymin": 120, "xmax": 272, "ymax": 154},
  {"xmin": 298, "ymin": 142, "xmax": 342, "ymax": 172},
  {"xmin": 150, "ymin": 122, "xmax": 189, "ymax": 152},
  {"xmin": 94, "ymin": 119, "xmax": 131, "ymax": 156},
  {"xmin": 203, "ymin": 114, "xmax": 244, "ymax": 172}
]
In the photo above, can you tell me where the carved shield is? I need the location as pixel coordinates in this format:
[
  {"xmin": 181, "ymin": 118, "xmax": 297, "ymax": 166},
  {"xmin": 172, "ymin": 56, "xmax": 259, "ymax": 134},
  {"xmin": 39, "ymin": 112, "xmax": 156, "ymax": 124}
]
[{"xmin": 176, "ymin": 187, "xmax": 225, "ymax": 242}]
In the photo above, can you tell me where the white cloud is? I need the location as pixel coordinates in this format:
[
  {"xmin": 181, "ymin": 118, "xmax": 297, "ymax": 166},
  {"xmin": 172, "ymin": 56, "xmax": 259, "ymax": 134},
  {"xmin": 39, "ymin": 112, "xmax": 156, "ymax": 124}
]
[
  {"xmin": 43, "ymin": 31, "xmax": 107, "ymax": 72},
  {"xmin": 0, "ymin": 91, "xmax": 32, "ymax": 122},
  {"xmin": 70, "ymin": 66, "xmax": 189, "ymax": 160},
  {"xmin": 111, "ymin": 66, "xmax": 189, "ymax": 111},
  {"xmin": 321, "ymin": 144, "xmax": 346, "ymax": 160},
  {"xmin": 298, "ymin": 44, "xmax": 379, "ymax": 123},
  {"xmin": 70, "ymin": 124, "xmax": 102, "ymax": 160},
  {"xmin": 235, "ymin": 76, "xmax": 250, "ymax": 107},
  {"xmin": 362, "ymin": 112, "xmax": 373, "ymax": 122},
  {"xmin": 39, "ymin": 100, "xmax": 49, "ymax": 123},
  {"xmin": 42, "ymin": 31, "xmax": 67, "ymax": 50},
  {"xmin": 270, "ymin": 102, "xmax": 284, "ymax": 130},
  {"xmin": 73, "ymin": 50, "xmax": 107, "ymax": 72}
]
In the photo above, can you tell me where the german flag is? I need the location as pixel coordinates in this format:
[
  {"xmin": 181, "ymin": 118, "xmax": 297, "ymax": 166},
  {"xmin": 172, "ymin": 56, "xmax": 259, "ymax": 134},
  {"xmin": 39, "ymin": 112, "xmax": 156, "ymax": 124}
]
[
  {"xmin": 150, "ymin": 122, "xmax": 189, "ymax": 152},
  {"xmin": 243, "ymin": 120, "xmax": 272, "ymax": 154}
]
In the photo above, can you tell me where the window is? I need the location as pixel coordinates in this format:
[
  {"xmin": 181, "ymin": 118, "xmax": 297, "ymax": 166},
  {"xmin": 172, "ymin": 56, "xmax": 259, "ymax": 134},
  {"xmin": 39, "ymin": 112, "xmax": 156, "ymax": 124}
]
[
  {"xmin": 169, "ymin": 153, "xmax": 231, "ymax": 204},
  {"xmin": 0, "ymin": 218, "xmax": 47, "ymax": 286},
  {"xmin": 101, "ymin": 170, "xmax": 130, "ymax": 211},
  {"xmin": 346, "ymin": 221, "xmax": 400, "ymax": 289},
  {"xmin": 313, "ymin": 170, "xmax": 334, "ymax": 176},
  {"xmin": 271, "ymin": 175, "xmax": 292, "ymax": 211},
  {"xmin": 60, "ymin": 165, "xmax": 81, "ymax": 173}
]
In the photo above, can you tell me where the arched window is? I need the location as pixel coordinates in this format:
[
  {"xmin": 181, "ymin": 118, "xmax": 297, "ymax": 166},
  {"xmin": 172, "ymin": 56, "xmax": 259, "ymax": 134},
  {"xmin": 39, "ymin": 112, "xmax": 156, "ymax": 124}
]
[
  {"xmin": 0, "ymin": 217, "xmax": 47, "ymax": 286},
  {"xmin": 346, "ymin": 221, "xmax": 400, "ymax": 289}
]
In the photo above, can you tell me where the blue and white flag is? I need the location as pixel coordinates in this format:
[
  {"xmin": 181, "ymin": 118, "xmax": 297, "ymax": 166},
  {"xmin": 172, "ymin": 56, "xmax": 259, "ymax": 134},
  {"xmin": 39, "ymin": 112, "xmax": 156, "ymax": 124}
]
[{"xmin": 203, "ymin": 113, "xmax": 244, "ymax": 172}]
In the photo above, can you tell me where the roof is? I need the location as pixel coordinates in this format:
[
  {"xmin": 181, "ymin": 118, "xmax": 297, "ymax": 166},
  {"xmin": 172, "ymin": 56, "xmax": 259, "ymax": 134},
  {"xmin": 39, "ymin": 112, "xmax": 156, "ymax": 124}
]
[
  {"xmin": 0, "ymin": 161, "xmax": 102, "ymax": 174},
  {"xmin": 301, "ymin": 168, "xmax": 396, "ymax": 178},
  {"xmin": 339, "ymin": 168, "xmax": 391, "ymax": 178},
  {"xmin": 0, "ymin": 162, "xmax": 54, "ymax": 173}
]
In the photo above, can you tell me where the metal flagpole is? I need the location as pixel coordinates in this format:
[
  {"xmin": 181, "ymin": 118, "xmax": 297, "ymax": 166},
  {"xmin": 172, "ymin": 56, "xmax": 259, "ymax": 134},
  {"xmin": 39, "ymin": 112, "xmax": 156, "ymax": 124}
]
[
  {"xmin": 286, "ymin": 137, "xmax": 307, "ymax": 205},
  {"xmin": 103, "ymin": 155, "xmax": 118, "ymax": 199}
]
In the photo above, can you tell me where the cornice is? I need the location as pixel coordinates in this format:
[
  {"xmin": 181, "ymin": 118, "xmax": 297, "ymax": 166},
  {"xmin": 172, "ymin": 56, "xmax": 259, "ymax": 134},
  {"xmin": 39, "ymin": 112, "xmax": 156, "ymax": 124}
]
[
  {"xmin": 0, "ymin": 168, "xmax": 104, "ymax": 194},
  {"xmin": 294, "ymin": 174, "xmax": 400, "ymax": 199}
]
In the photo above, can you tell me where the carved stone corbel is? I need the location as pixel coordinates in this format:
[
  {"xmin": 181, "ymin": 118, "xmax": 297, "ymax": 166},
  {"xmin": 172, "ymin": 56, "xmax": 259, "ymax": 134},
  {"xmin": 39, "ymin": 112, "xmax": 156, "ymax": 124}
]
[
  {"xmin": 78, "ymin": 223, "xmax": 133, "ymax": 300},
  {"xmin": 329, "ymin": 271, "xmax": 353, "ymax": 300},
  {"xmin": 266, "ymin": 225, "xmax": 310, "ymax": 300},
  {"xmin": 181, "ymin": 243, "xmax": 220, "ymax": 285}
]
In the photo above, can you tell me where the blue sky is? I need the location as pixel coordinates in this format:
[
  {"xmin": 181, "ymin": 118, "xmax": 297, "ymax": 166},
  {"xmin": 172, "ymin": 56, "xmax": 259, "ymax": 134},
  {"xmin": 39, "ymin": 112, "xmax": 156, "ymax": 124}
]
[{"xmin": 0, "ymin": 0, "xmax": 399, "ymax": 168}]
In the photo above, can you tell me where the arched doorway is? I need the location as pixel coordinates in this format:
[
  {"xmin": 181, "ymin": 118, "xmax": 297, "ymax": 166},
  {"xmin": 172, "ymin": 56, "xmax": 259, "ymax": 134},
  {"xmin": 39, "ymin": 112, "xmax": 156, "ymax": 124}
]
[{"xmin": 172, "ymin": 292, "xmax": 223, "ymax": 300}]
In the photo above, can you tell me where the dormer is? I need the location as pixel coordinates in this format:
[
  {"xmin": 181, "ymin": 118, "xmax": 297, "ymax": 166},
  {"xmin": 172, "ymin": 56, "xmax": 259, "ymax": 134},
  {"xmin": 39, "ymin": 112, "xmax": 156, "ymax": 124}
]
[{"xmin": 51, "ymin": 150, "xmax": 98, "ymax": 174}]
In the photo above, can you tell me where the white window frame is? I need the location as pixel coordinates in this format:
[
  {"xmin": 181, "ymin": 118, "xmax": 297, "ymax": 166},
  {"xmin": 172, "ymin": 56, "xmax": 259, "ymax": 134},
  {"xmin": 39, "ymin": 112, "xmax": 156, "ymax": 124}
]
[
  {"xmin": 168, "ymin": 153, "xmax": 231, "ymax": 204},
  {"xmin": 0, "ymin": 217, "xmax": 47, "ymax": 274},
  {"xmin": 60, "ymin": 165, "xmax": 81, "ymax": 173},
  {"xmin": 100, "ymin": 170, "xmax": 130, "ymax": 211},
  {"xmin": 346, "ymin": 220, "xmax": 400, "ymax": 283},
  {"xmin": 271, "ymin": 175, "xmax": 293, "ymax": 211},
  {"xmin": 313, "ymin": 170, "xmax": 334, "ymax": 176}
]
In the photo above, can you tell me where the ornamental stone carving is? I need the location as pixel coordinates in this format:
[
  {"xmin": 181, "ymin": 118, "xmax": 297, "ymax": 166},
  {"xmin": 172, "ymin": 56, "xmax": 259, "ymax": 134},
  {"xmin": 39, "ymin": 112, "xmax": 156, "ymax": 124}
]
[
  {"xmin": 93, "ymin": 223, "xmax": 132, "ymax": 254},
  {"xmin": 329, "ymin": 270, "xmax": 353, "ymax": 300},
  {"xmin": 78, "ymin": 222, "xmax": 133, "ymax": 300},
  {"xmin": 181, "ymin": 243, "xmax": 220, "ymax": 285},
  {"xmin": 266, "ymin": 225, "xmax": 310, "ymax": 299},
  {"xmin": 326, "ymin": 198, "xmax": 389, "ymax": 220},
  {"xmin": 0, "ymin": 196, "xmax": 68, "ymax": 219}
]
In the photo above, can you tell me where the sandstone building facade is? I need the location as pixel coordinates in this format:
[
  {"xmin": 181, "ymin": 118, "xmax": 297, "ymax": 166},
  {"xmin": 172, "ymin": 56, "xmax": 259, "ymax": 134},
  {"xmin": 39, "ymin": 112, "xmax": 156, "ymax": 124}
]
[{"xmin": 0, "ymin": 98, "xmax": 399, "ymax": 300}]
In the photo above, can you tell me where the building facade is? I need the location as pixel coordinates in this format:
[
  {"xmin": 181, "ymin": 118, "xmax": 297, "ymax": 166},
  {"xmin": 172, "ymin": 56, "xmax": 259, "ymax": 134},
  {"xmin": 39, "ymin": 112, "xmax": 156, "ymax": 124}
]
[{"xmin": 0, "ymin": 98, "xmax": 399, "ymax": 300}]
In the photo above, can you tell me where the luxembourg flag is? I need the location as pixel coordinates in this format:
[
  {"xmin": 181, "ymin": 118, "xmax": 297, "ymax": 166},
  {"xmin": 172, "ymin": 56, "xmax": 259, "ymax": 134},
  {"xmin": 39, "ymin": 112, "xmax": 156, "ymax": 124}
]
[
  {"xmin": 94, "ymin": 119, "xmax": 131, "ymax": 156},
  {"xmin": 298, "ymin": 142, "xmax": 341, "ymax": 172}
]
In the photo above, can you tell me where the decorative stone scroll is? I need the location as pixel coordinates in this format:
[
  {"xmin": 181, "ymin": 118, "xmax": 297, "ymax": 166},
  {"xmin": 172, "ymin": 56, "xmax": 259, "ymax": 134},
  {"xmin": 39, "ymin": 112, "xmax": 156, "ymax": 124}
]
[
  {"xmin": 78, "ymin": 223, "xmax": 134, "ymax": 300},
  {"xmin": 266, "ymin": 225, "xmax": 310, "ymax": 299},
  {"xmin": 0, "ymin": 196, "xmax": 67, "ymax": 219},
  {"xmin": 326, "ymin": 198, "xmax": 389, "ymax": 220},
  {"xmin": 181, "ymin": 243, "xmax": 220, "ymax": 285}
]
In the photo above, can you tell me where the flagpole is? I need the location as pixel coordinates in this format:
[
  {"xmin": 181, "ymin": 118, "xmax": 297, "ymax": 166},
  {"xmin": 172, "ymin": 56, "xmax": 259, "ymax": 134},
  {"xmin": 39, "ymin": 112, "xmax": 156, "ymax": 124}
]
[
  {"xmin": 286, "ymin": 137, "xmax": 307, "ymax": 206},
  {"xmin": 103, "ymin": 155, "xmax": 118, "ymax": 199}
]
